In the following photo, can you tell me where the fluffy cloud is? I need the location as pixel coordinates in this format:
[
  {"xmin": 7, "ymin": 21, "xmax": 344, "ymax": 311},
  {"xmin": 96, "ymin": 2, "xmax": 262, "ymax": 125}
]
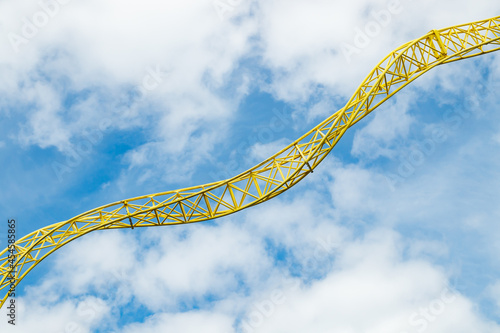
[
  {"xmin": 240, "ymin": 230, "xmax": 500, "ymax": 333},
  {"xmin": 121, "ymin": 311, "xmax": 235, "ymax": 333},
  {"xmin": 1, "ymin": 296, "xmax": 110, "ymax": 333},
  {"xmin": 255, "ymin": 0, "xmax": 500, "ymax": 103},
  {"xmin": 5, "ymin": 221, "xmax": 499, "ymax": 333},
  {"xmin": 351, "ymin": 94, "xmax": 415, "ymax": 160},
  {"xmin": 489, "ymin": 281, "xmax": 500, "ymax": 315},
  {"xmin": 0, "ymin": 0, "xmax": 257, "ymax": 186}
]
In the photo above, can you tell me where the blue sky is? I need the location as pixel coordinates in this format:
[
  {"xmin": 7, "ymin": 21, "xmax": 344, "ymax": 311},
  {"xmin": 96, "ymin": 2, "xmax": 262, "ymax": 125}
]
[{"xmin": 1, "ymin": 0, "xmax": 500, "ymax": 332}]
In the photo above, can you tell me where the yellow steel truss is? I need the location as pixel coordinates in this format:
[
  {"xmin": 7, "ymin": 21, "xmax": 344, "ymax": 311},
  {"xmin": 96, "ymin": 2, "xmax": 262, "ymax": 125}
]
[{"xmin": 1, "ymin": 16, "xmax": 500, "ymax": 309}]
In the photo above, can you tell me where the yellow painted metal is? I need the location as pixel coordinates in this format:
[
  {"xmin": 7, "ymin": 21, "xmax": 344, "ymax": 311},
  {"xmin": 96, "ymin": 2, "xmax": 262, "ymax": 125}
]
[{"xmin": 1, "ymin": 16, "xmax": 500, "ymax": 309}]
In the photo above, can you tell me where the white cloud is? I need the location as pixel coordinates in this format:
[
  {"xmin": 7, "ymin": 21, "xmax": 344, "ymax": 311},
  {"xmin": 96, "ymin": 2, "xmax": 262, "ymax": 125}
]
[
  {"xmin": 494, "ymin": 132, "xmax": 500, "ymax": 146},
  {"xmin": 7, "ymin": 162, "xmax": 500, "ymax": 332},
  {"xmin": 0, "ymin": 296, "xmax": 110, "ymax": 333},
  {"xmin": 351, "ymin": 94, "xmax": 415, "ymax": 160},
  {"xmin": 488, "ymin": 281, "xmax": 500, "ymax": 314},
  {"xmin": 0, "ymin": 0, "xmax": 257, "ymax": 183},
  {"xmin": 305, "ymin": 99, "xmax": 338, "ymax": 123},
  {"xmin": 51, "ymin": 231, "xmax": 138, "ymax": 296},
  {"xmin": 249, "ymin": 138, "xmax": 289, "ymax": 161},
  {"xmin": 16, "ymin": 82, "xmax": 71, "ymax": 152},
  {"xmin": 1, "ymin": 0, "xmax": 498, "ymax": 186},
  {"xmin": 239, "ymin": 229, "xmax": 500, "ymax": 333},
  {"xmin": 122, "ymin": 311, "xmax": 235, "ymax": 333},
  {"xmin": 325, "ymin": 160, "xmax": 392, "ymax": 218},
  {"xmin": 255, "ymin": 0, "xmax": 500, "ymax": 104},
  {"xmin": 129, "ymin": 223, "xmax": 273, "ymax": 311}
]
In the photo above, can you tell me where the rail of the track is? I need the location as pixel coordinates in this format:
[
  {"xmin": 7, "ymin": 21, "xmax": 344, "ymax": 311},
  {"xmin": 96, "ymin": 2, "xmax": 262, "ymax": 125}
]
[{"xmin": 1, "ymin": 15, "xmax": 499, "ymax": 309}]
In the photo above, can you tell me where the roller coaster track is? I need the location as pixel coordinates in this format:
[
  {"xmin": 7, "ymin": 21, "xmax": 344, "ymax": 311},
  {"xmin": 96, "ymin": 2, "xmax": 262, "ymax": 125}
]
[{"xmin": 1, "ymin": 16, "xmax": 500, "ymax": 309}]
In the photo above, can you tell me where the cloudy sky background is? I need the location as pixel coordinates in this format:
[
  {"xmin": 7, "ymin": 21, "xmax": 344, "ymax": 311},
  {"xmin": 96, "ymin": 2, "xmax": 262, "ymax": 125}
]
[{"xmin": 1, "ymin": 0, "xmax": 500, "ymax": 332}]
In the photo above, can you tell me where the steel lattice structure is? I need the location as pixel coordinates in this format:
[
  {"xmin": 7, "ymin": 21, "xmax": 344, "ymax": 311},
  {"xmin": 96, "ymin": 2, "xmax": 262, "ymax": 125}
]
[{"xmin": 1, "ymin": 16, "xmax": 500, "ymax": 309}]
